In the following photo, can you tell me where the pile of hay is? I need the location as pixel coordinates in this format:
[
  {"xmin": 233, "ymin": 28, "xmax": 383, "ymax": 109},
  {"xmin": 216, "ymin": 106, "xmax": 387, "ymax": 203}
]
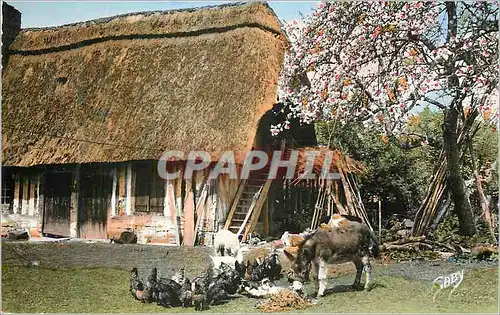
[{"xmin": 256, "ymin": 289, "xmax": 314, "ymax": 313}]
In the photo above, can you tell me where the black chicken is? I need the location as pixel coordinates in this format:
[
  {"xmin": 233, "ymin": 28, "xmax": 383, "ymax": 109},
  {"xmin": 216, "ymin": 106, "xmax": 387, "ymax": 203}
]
[
  {"xmin": 234, "ymin": 260, "xmax": 247, "ymax": 279},
  {"xmin": 171, "ymin": 267, "xmax": 193, "ymax": 308},
  {"xmin": 218, "ymin": 262, "xmax": 242, "ymax": 295},
  {"xmin": 145, "ymin": 267, "xmax": 182, "ymax": 308},
  {"xmin": 179, "ymin": 278, "xmax": 193, "ymax": 307},
  {"xmin": 192, "ymin": 261, "xmax": 245, "ymax": 311},
  {"xmin": 244, "ymin": 260, "xmax": 259, "ymax": 281},
  {"xmin": 251, "ymin": 252, "xmax": 282, "ymax": 281},
  {"xmin": 192, "ymin": 265, "xmax": 213, "ymax": 311},
  {"xmin": 130, "ymin": 267, "xmax": 146, "ymax": 302}
]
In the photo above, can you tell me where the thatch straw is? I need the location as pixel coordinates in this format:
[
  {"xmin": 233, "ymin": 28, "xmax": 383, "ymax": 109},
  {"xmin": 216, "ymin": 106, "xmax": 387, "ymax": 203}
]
[
  {"xmin": 2, "ymin": 2, "xmax": 286, "ymax": 167},
  {"xmin": 294, "ymin": 146, "xmax": 367, "ymax": 176},
  {"xmin": 258, "ymin": 289, "xmax": 313, "ymax": 313},
  {"xmin": 9, "ymin": 2, "xmax": 283, "ymax": 52}
]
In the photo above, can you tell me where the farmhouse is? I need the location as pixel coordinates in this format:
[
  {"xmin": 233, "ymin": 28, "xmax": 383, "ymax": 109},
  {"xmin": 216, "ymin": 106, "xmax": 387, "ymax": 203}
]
[{"xmin": 1, "ymin": 1, "xmax": 369, "ymax": 245}]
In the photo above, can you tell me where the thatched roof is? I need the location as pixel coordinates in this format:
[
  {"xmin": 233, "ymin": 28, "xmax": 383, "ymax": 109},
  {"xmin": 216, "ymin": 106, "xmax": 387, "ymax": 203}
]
[
  {"xmin": 294, "ymin": 147, "xmax": 367, "ymax": 177},
  {"xmin": 2, "ymin": 1, "xmax": 286, "ymax": 167}
]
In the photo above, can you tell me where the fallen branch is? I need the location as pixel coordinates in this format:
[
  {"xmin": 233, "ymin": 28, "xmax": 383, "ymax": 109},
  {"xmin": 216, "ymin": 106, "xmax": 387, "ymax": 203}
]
[
  {"xmin": 383, "ymin": 242, "xmax": 434, "ymax": 251},
  {"xmin": 382, "ymin": 237, "xmax": 456, "ymax": 252},
  {"xmin": 385, "ymin": 236, "xmax": 425, "ymax": 245}
]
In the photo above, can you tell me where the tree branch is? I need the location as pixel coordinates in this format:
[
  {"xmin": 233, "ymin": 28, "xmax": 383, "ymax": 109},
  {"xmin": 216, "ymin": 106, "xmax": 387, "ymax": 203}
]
[{"xmin": 423, "ymin": 97, "xmax": 447, "ymax": 109}]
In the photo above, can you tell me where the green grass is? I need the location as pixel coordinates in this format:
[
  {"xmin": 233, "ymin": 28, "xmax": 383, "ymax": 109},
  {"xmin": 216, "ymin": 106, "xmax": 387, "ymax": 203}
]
[{"xmin": 1, "ymin": 265, "xmax": 498, "ymax": 313}]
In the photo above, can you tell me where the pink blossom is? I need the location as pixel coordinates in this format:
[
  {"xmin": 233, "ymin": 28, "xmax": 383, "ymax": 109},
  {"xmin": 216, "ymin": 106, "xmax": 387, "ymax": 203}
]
[{"xmin": 414, "ymin": 2, "xmax": 423, "ymax": 8}]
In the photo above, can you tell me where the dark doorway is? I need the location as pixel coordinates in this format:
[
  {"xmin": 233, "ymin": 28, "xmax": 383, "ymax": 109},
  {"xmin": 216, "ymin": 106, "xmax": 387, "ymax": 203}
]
[{"xmin": 42, "ymin": 171, "xmax": 73, "ymax": 237}]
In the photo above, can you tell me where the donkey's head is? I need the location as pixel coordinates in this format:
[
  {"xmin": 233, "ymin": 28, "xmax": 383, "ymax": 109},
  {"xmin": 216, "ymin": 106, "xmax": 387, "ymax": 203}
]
[{"xmin": 283, "ymin": 238, "xmax": 314, "ymax": 283}]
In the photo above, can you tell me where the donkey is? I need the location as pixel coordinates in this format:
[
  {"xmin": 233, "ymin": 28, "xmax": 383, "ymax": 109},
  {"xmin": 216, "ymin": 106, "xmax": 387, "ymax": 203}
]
[{"xmin": 284, "ymin": 221, "xmax": 380, "ymax": 297}]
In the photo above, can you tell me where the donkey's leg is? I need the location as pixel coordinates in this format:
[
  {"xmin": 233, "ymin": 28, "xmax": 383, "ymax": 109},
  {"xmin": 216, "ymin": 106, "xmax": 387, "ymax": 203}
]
[
  {"xmin": 311, "ymin": 260, "xmax": 320, "ymax": 296},
  {"xmin": 317, "ymin": 259, "xmax": 328, "ymax": 297},
  {"xmin": 352, "ymin": 258, "xmax": 364, "ymax": 290},
  {"xmin": 362, "ymin": 255, "xmax": 372, "ymax": 291}
]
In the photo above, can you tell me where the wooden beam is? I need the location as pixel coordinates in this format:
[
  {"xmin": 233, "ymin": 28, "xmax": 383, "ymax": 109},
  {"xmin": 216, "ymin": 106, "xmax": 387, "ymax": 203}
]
[
  {"xmin": 28, "ymin": 177, "xmax": 36, "ymax": 216},
  {"xmin": 243, "ymin": 179, "xmax": 272, "ymax": 241},
  {"xmin": 36, "ymin": 175, "xmax": 43, "ymax": 219},
  {"xmin": 70, "ymin": 165, "xmax": 80, "ymax": 238},
  {"xmin": 237, "ymin": 185, "xmax": 261, "ymax": 237},
  {"xmin": 21, "ymin": 177, "xmax": 29, "ymax": 215},
  {"xmin": 194, "ymin": 184, "xmax": 209, "ymax": 244},
  {"xmin": 224, "ymin": 179, "xmax": 247, "ymax": 229},
  {"xmin": 263, "ymin": 197, "xmax": 270, "ymax": 236},
  {"xmin": 125, "ymin": 163, "xmax": 132, "ymax": 215},
  {"xmin": 378, "ymin": 198, "xmax": 382, "ymax": 243},
  {"xmin": 182, "ymin": 191, "xmax": 195, "ymax": 247},
  {"xmin": 13, "ymin": 174, "xmax": 20, "ymax": 214},
  {"xmin": 193, "ymin": 170, "xmax": 209, "ymax": 242},
  {"xmin": 111, "ymin": 168, "xmax": 118, "ymax": 217},
  {"xmin": 166, "ymin": 178, "xmax": 180, "ymax": 245}
]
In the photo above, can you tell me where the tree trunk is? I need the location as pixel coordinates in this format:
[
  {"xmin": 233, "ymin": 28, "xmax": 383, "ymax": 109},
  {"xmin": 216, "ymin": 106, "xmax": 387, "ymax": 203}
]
[{"xmin": 443, "ymin": 107, "xmax": 477, "ymax": 236}]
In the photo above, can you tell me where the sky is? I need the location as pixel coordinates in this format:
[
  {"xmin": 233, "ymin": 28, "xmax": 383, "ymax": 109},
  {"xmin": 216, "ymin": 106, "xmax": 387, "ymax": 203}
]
[{"xmin": 7, "ymin": 0, "xmax": 319, "ymax": 28}]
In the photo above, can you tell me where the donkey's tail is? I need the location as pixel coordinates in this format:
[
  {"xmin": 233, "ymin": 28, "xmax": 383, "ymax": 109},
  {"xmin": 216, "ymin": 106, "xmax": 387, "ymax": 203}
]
[{"xmin": 369, "ymin": 231, "xmax": 381, "ymax": 258}]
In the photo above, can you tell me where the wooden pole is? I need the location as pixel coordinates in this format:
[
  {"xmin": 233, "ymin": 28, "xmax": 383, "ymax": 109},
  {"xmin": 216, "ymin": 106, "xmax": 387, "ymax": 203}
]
[{"xmin": 378, "ymin": 197, "xmax": 382, "ymax": 242}]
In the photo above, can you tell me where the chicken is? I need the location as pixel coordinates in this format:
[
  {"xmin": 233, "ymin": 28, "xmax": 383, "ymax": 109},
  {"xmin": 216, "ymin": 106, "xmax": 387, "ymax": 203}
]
[
  {"xmin": 244, "ymin": 260, "xmax": 259, "ymax": 281},
  {"xmin": 192, "ymin": 264, "xmax": 214, "ymax": 311},
  {"xmin": 179, "ymin": 278, "xmax": 193, "ymax": 307},
  {"xmin": 171, "ymin": 267, "xmax": 186, "ymax": 285},
  {"xmin": 130, "ymin": 267, "xmax": 146, "ymax": 302},
  {"xmin": 251, "ymin": 251, "xmax": 282, "ymax": 281},
  {"xmin": 145, "ymin": 267, "xmax": 182, "ymax": 308},
  {"xmin": 235, "ymin": 259, "xmax": 246, "ymax": 279}
]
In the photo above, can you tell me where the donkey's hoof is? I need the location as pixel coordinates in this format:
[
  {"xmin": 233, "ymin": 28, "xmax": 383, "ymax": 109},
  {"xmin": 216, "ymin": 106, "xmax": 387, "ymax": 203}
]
[{"xmin": 351, "ymin": 284, "xmax": 363, "ymax": 291}]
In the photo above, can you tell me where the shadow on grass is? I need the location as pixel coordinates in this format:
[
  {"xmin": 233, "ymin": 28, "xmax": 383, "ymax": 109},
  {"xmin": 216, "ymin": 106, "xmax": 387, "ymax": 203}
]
[{"xmin": 317, "ymin": 281, "xmax": 387, "ymax": 296}]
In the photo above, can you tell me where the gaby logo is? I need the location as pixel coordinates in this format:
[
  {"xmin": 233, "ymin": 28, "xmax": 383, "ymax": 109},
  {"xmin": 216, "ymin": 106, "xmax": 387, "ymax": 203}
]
[
  {"xmin": 432, "ymin": 270, "xmax": 464, "ymax": 301},
  {"xmin": 156, "ymin": 150, "xmax": 341, "ymax": 180}
]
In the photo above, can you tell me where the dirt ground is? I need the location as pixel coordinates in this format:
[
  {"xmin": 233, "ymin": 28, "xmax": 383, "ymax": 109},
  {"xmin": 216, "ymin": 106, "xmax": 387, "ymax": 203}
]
[{"xmin": 2, "ymin": 239, "xmax": 496, "ymax": 281}]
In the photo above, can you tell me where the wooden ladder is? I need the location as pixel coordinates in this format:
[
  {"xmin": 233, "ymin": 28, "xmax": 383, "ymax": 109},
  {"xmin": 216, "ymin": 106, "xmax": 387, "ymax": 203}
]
[{"xmin": 224, "ymin": 171, "xmax": 272, "ymax": 242}]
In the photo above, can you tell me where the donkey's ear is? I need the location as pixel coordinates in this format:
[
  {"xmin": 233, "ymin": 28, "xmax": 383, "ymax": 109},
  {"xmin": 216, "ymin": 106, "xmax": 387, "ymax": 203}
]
[{"xmin": 283, "ymin": 249, "xmax": 296, "ymax": 262}]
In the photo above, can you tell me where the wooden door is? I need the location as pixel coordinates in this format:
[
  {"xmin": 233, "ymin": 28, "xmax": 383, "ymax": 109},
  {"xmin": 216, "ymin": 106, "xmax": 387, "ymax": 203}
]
[
  {"xmin": 43, "ymin": 172, "xmax": 73, "ymax": 237},
  {"xmin": 79, "ymin": 165, "xmax": 112, "ymax": 239}
]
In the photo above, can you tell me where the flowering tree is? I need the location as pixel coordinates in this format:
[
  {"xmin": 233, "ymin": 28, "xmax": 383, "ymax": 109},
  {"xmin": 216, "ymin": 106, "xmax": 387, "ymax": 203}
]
[{"xmin": 276, "ymin": 0, "xmax": 499, "ymax": 236}]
